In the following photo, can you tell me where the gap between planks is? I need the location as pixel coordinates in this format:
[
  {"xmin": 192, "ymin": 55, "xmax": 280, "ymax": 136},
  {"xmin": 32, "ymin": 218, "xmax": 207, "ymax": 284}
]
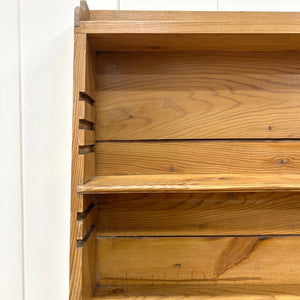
[{"xmin": 95, "ymin": 235, "xmax": 300, "ymax": 239}]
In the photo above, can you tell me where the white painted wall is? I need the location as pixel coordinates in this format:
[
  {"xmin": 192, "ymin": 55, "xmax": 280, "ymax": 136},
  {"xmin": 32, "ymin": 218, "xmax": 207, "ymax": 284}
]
[
  {"xmin": 0, "ymin": 0, "xmax": 23, "ymax": 299},
  {"xmin": 1, "ymin": 0, "xmax": 300, "ymax": 299}
]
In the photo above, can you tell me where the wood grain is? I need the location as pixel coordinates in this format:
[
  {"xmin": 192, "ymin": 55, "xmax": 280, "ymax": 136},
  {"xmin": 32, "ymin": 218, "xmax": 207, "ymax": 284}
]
[
  {"xmin": 79, "ymin": 152, "xmax": 95, "ymax": 183},
  {"xmin": 79, "ymin": 100, "xmax": 95, "ymax": 124},
  {"xmin": 95, "ymin": 192, "xmax": 300, "ymax": 236},
  {"xmin": 75, "ymin": 12, "xmax": 300, "ymax": 34},
  {"xmin": 93, "ymin": 284, "xmax": 300, "ymax": 299},
  {"xmin": 75, "ymin": 0, "xmax": 90, "ymax": 27},
  {"xmin": 70, "ymin": 33, "xmax": 96, "ymax": 300},
  {"xmin": 95, "ymin": 141, "xmax": 300, "ymax": 176},
  {"xmin": 95, "ymin": 51, "xmax": 300, "ymax": 140},
  {"xmin": 79, "ymin": 174, "xmax": 300, "ymax": 194},
  {"xmin": 72, "ymin": 11, "xmax": 300, "ymax": 299},
  {"xmin": 96, "ymin": 237, "xmax": 300, "ymax": 285},
  {"xmin": 89, "ymin": 11, "xmax": 300, "ymax": 22},
  {"xmin": 81, "ymin": 229, "xmax": 96, "ymax": 300},
  {"xmin": 91, "ymin": 33, "xmax": 300, "ymax": 52},
  {"xmin": 70, "ymin": 34, "xmax": 87, "ymax": 300},
  {"xmin": 78, "ymin": 129, "xmax": 95, "ymax": 146},
  {"xmin": 88, "ymin": 12, "xmax": 300, "ymax": 52}
]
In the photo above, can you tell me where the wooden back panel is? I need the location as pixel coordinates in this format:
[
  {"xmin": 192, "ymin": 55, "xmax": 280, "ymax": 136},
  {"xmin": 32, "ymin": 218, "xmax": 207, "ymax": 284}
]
[
  {"xmin": 95, "ymin": 141, "xmax": 300, "ymax": 175},
  {"xmin": 95, "ymin": 51, "xmax": 300, "ymax": 140},
  {"xmin": 95, "ymin": 192, "xmax": 300, "ymax": 286}
]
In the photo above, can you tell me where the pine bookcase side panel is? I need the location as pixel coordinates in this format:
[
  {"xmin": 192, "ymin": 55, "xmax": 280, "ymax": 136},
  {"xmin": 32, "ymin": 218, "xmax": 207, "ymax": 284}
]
[{"xmin": 70, "ymin": 32, "xmax": 96, "ymax": 300}]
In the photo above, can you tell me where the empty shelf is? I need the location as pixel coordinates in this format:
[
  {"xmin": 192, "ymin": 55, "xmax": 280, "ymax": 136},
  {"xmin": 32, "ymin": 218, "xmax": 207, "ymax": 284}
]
[{"xmin": 77, "ymin": 174, "xmax": 300, "ymax": 194}]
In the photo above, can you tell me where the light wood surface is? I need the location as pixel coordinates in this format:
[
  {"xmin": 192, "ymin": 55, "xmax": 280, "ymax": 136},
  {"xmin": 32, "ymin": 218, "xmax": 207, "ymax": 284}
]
[
  {"xmin": 78, "ymin": 129, "xmax": 95, "ymax": 146},
  {"xmin": 79, "ymin": 174, "xmax": 300, "ymax": 194},
  {"xmin": 93, "ymin": 284, "xmax": 300, "ymax": 299},
  {"xmin": 80, "ymin": 152, "xmax": 95, "ymax": 183},
  {"xmin": 81, "ymin": 229, "xmax": 96, "ymax": 300},
  {"xmin": 96, "ymin": 237, "xmax": 300, "ymax": 285},
  {"xmin": 95, "ymin": 51, "xmax": 300, "ymax": 140},
  {"xmin": 95, "ymin": 141, "xmax": 300, "ymax": 176},
  {"xmin": 91, "ymin": 34, "xmax": 300, "ymax": 52},
  {"xmin": 70, "ymin": 33, "xmax": 87, "ymax": 300},
  {"xmin": 70, "ymin": 33, "xmax": 96, "ymax": 300},
  {"xmin": 95, "ymin": 192, "xmax": 300, "ymax": 236},
  {"xmin": 75, "ymin": 0, "xmax": 90, "ymax": 27},
  {"xmin": 75, "ymin": 12, "xmax": 300, "ymax": 34},
  {"xmin": 72, "ymin": 9, "xmax": 300, "ymax": 300},
  {"xmin": 79, "ymin": 100, "xmax": 95, "ymax": 124},
  {"xmin": 89, "ymin": 10, "xmax": 300, "ymax": 22}
]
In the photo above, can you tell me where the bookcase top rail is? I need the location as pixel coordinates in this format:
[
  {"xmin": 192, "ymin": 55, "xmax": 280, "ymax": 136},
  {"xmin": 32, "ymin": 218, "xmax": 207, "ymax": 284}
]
[{"xmin": 75, "ymin": 8, "xmax": 300, "ymax": 34}]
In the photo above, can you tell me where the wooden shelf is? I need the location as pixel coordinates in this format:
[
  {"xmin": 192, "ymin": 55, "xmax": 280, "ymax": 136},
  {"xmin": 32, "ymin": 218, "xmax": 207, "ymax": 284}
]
[
  {"xmin": 75, "ymin": 11, "xmax": 300, "ymax": 34},
  {"xmin": 78, "ymin": 173, "xmax": 300, "ymax": 194},
  {"xmin": 93, "ymin": 284, "xmax": 300, "ymax": 299}
]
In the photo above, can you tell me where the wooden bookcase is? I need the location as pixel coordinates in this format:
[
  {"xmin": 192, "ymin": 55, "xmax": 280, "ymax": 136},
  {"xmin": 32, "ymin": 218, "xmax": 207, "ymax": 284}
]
[{"xmin": 70, "ymin": 1, "xmax": 300, "ymax": 299}]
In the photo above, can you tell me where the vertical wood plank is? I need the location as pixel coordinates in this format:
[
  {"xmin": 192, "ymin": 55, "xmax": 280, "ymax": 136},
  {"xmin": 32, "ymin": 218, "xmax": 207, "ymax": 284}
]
[
  {"xmin": 0, "ymin": 0, "xmax": 23, "ymax": 299},
  {"xmin": 219, "ymin": 0, "xmax": 300, "ymax": 11},
  {"xmin": 70, "ymin": 32, "xmax": 97, "ymax": 300},
  {"xmin": 120, "ymin": 0, "xmax": 218, "ymax": 11},
  {"xmin": 87, "ymin": 0, "xmax": 118, "ymax": 10},
  {"xmin": 70, "ymin": 33, "xmax": 88, "ymax": 300}
]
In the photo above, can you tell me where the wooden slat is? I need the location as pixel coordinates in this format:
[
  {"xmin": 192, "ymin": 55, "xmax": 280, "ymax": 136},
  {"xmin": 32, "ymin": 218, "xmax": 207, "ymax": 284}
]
[
  {"xmin": 79, "ymin": 152, "xmax": 95, "ymax": 183},
  {"xmin": 70, "ymin": 34, "xmax": 88, "ymax": 300},
  {"xmin": 79, "ymin": 129, "xmax": 95, "ymax": 146},
  {"xmin": 75, "ymin": 12, "xmax": 300, "ymax": 34},
  {"xmin": 81, "ymin": 229, "xmax": 96, "ymax": 300},
  {"xmin": 79, "ymin": 100, "xmax": 95, "ymax": 124},
  {"xmin": 77, "ymin": 204, "xmax": 96, "ymax": 240},
  {"xmin": 95, "ymin": 141, "xmax": 300, "ymax": 176},
  {"xmin": 95, "ymin": 192, "xmax": 300, "ymax": 236},
  {"xmin": 89, "ymin": 11, "xmax": 300, "ymax": 22},
  {"xmin": 70, "ymin": 33, "xmax": 96, "ymax": 300},
  {"xmin": 91, "ymin": 33, "xmax": 300, "ymax": 52},
  {"xmin": 97, "ymin": 237, "xmax": 300, "ymax": 285},
  {"xmin": 85, "ymin": 38, "xmax": 96, "ymax": 99},
  {"xmin": 78, "ymin": 174, "xmax": 300, "ymax": 194},
  {"xmin": 93, "ymin": 284, "xmax": 300, "ymax": 300},
  {"xmin": 95, "ymin": 51, "xmax": 300, "ymax": 140}
]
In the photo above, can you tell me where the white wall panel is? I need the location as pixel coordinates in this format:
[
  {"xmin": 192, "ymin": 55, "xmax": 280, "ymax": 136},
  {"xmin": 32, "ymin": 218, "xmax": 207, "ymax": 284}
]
[
  {"xmin": 88, "ymin": 0, "xmax": 118, "ymax": 10},
  {"xmin": 0, "ymin": 0, "xmax": 24, "ymax": 299},
  {"xmin": 20, "ymin": 0, "xmax": 74, "ymax": 299},
  {"xmin": 121, "ymin": 0, "xmax": 218, "ymax": 11},
  {"xmin": 220, "ymin": 0, "xmax": 300, "ymax": 11},
  {"xmin": 19, "ymin": 0, "xmax": 118, "ymax": 299}
]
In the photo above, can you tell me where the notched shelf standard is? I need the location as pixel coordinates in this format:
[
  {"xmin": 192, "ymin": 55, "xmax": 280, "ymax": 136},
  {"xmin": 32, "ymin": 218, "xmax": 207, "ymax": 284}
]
[{"xmin": 70, "ymin": 1, "xmax": 300, "ymax": 299}]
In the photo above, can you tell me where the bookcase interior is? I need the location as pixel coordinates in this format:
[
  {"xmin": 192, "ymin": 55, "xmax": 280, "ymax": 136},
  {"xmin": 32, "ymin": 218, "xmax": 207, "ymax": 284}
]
[{"xmin": 71, "ymin": 7, "xmax": 300, "ymax": 299}]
